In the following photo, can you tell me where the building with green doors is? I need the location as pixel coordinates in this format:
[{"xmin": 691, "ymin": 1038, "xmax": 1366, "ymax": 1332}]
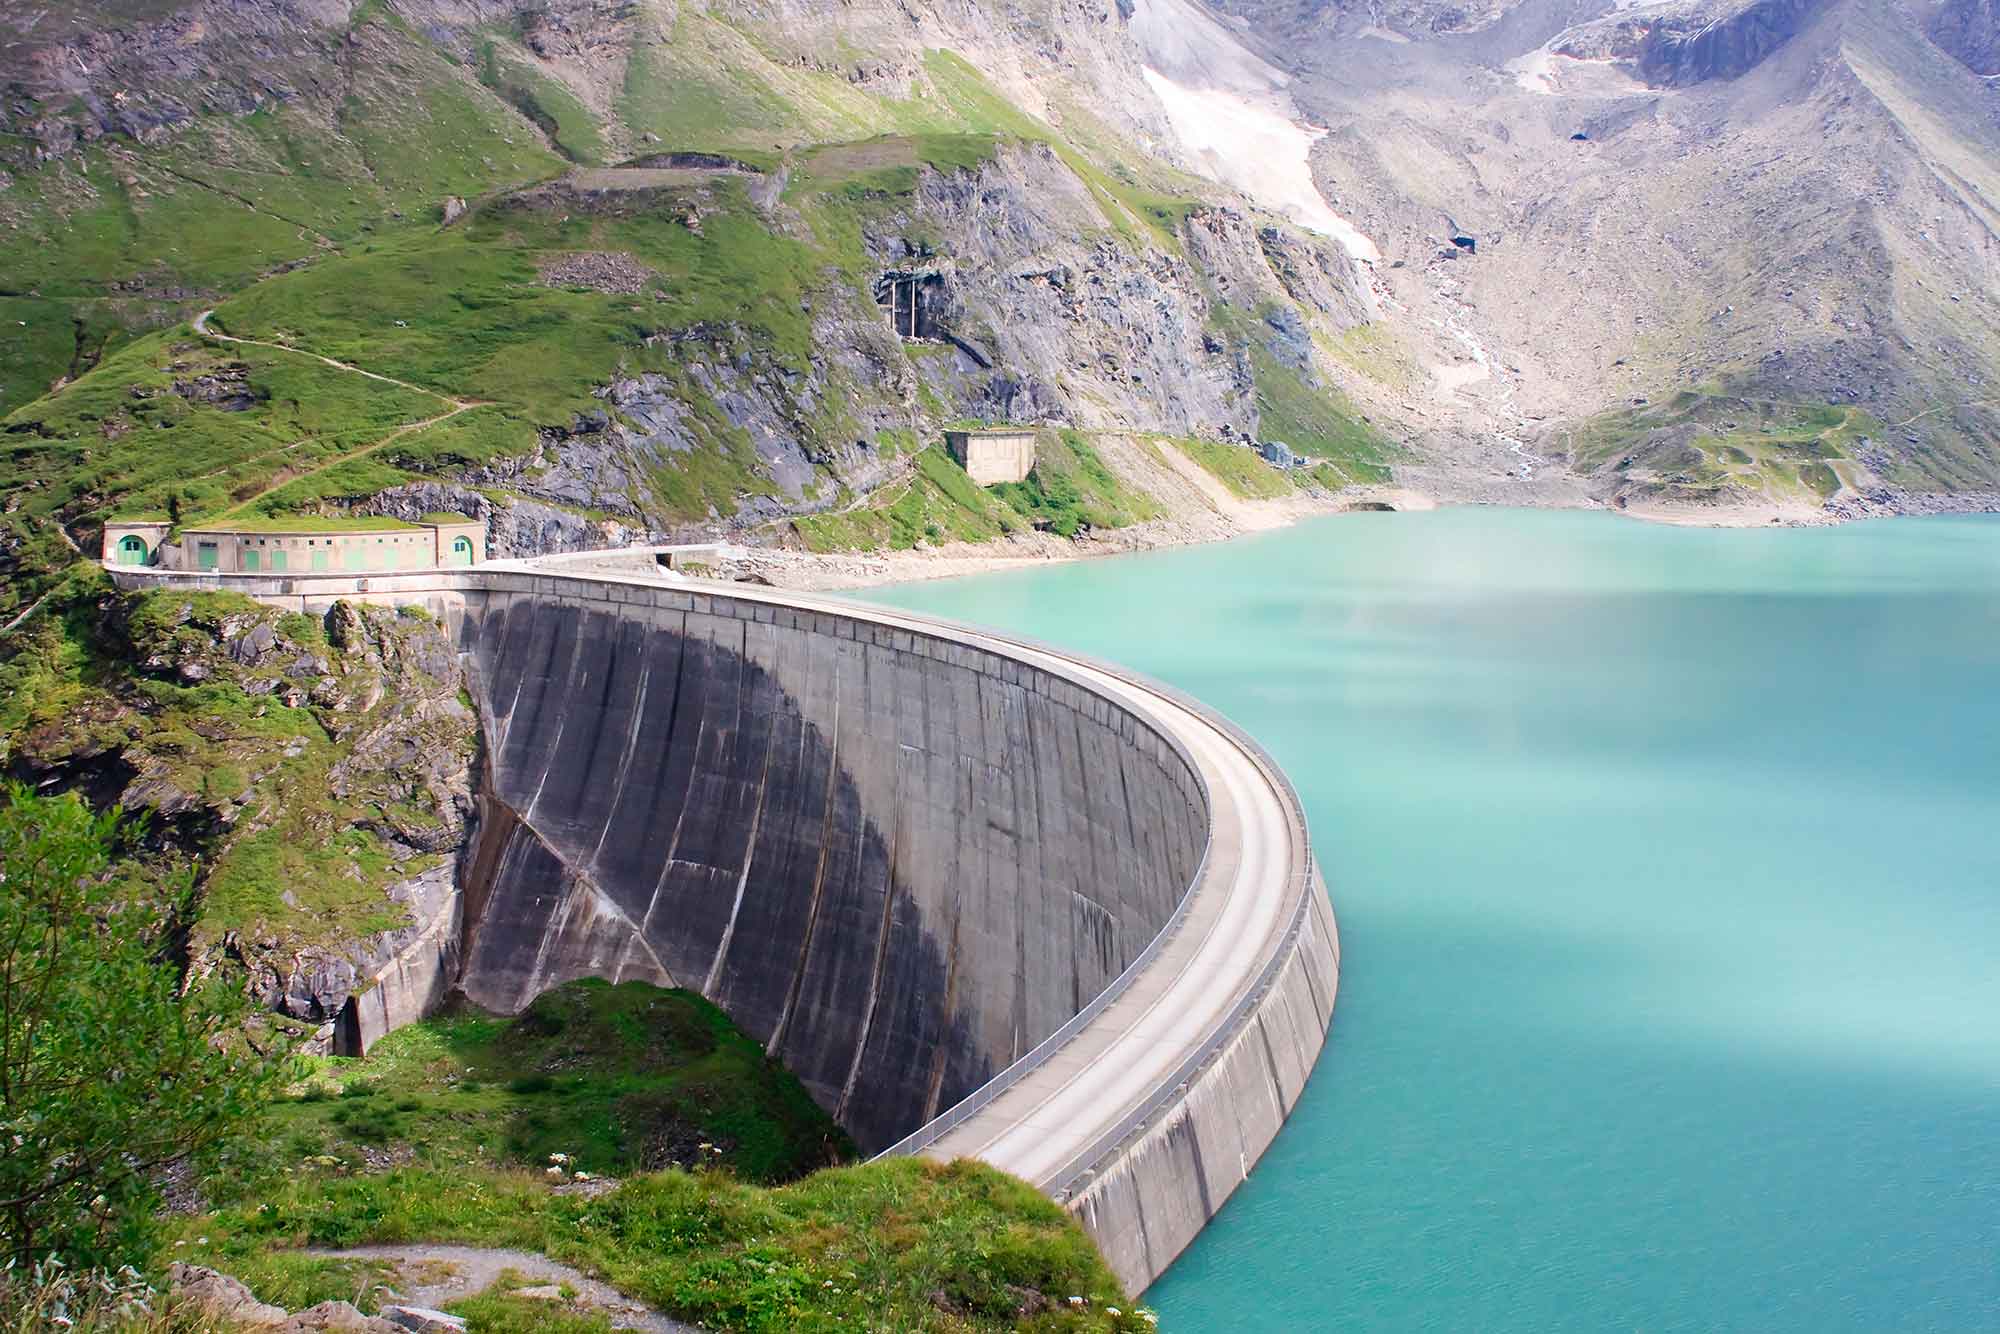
[{"xmin": 101, "ymin": 515, "xmax": 487, "ymax": 575}]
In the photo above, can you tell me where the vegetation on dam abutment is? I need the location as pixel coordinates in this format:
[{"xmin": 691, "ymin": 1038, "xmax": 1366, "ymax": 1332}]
[
  {"xmin": 176, "ymin": 978, "xmax": 1149, "ymax": 1332},
  {"xmin": 0, "ymin": 837, "xmax": 1149, "ymax": 1333}
]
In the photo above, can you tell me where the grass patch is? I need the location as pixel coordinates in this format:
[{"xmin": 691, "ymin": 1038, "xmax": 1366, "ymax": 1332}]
[
  {"xmin": 169, "ymin": 976, "xmax": 1143, "ymax": 1329},
  {"xmin": 275, "ymin": 980, "xmax": 851, "ymax": 1185},
  {"xmin": 989, "ymin": 430, "xmax": 1160, "ymax": 536},
  {"xmin": 1566, "ymin": 386, "xmax": 1877, "ymax": 504},
  {"xmin": 478, "ymin": 43, "xmax": 608, "ymax": 165},
  {"xmin": 1243, "ymin": 348, "xmax": 1393, "ymax": 483},
  {"xmin": 0, "ymin": 330, "xmax": 448, "ymax": 529},
  {"xmin": 183, "ymin": 1159, "xmax": 1144, "ymax": 1332},
  {"xmin": 1168, "ymin": 437, "xmax": 1294, "ymax": 500},
  {"xmin": 791, "ymin": 446, "xmax": 1031, "ymax": 551},
  {"xmin": 386, "ymin": 405, "xmax": 541, "ymax": 473}
]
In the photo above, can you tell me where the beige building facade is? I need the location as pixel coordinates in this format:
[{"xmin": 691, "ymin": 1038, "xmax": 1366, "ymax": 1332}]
[{"xmin": 103, "ymin": 518, "xmax": 487, "ymax": 575}]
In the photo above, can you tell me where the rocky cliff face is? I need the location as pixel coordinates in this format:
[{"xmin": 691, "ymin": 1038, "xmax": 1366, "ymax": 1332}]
[
  {"xmin": 347, "ymin": 140, "xmax": 1376, "ymax": 558},
  {"xmin": 1926, "ymin": 0, "xmax": 2000, "ymax": 71},
  {"xmin": 1, "ymin": 586, "xmax": 477, "ymax": 1051},
  {"xmin": 1, "ymin": 0, "xmax": 594, "ymax": 162},
  {"xmin": 1549, "ymin": 0, "xmax": 1824, "ymax": 86}
]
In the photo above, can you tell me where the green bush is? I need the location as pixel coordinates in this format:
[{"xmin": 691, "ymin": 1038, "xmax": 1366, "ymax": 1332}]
[{"xmin": 0, "ymin": 786, "xmax": 289, "ymax": 1269}]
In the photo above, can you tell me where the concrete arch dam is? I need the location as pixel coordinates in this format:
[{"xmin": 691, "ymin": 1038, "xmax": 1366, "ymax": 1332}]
[
  {"xmin": 452, "ymin": 569, "xmax": 1339, "ymax": 1292},
  {"xmin": 110, "ymin": 560, "xmax": 1338, "ymax": 1292}
]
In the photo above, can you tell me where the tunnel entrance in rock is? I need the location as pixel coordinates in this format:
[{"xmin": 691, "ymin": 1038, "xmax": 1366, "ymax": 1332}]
[{"xmin": 876, "ymin": 270, "xmax": 948, "ymax": 340}]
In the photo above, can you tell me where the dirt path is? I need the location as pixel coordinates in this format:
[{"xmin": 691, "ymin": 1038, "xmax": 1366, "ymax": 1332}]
[
  {"xmin": 309, "ymin": 1244, "xmax": 699, "ymax": 1333},
  {"xmin": 0, "ymin": 586, "xmax": 59, "ymax": 639},
  {"xmin": 212, "ymin": 403, "xmax": 482, "ymax": 520},
  {"xmin": 1890, "ymin": 398, "xmax": 2000, "ymax": 429},
  {"xmin": 193, "ymin": 309, "xmax": 472, "ymax": 405},
  {"xmin": 191, "ymin": 309, "xmax": 489, "ymax": 520}
]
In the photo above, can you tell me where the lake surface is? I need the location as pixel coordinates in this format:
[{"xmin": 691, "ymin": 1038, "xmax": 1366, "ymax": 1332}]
[{"xmin": 861, "ymin": 508, "xmax": 2000, "ymax": 1332}]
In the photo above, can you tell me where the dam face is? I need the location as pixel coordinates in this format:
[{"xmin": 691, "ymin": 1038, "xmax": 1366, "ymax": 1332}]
[
  {"xmin": 458, "ymin": 584, "xmax": 1209, "ymax": 1154},
  {"xmin": 108, "ymin": 560, "xmax": 1337, "ymax": 1294}
]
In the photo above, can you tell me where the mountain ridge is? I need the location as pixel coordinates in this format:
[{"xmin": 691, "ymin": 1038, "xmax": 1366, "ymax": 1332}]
[{"xmin": 1, "ymin": 0, "xmax": 1996, "ymax": 618}]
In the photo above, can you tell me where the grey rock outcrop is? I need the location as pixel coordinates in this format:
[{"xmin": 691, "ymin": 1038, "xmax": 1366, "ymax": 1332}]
[
  {"xmin": 168, "ymin": 1263, "xmax": 290, "ymax": 1328},
  {"xmin": 1927, "ymin": 0, "xmax": 2000, "ymax": 71}
]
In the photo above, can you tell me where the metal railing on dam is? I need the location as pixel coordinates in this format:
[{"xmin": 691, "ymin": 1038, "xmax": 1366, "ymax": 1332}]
[{"xmin": 107, "ymin": 556, "xmax": 1340, "ymax": 1293}]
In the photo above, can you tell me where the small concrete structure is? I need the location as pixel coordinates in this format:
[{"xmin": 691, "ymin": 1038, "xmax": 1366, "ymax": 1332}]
[
  {"xmin": 945, "ymin": 428, "xmax": 1038, "ymax": 486},
  {"xmin": 103, "ymin": 516, "xmax": 486, "ymax": 574}
]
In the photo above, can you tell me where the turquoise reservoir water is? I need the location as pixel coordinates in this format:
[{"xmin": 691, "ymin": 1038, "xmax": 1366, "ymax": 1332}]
[{"xmin": 862, "ymin": 508, "xmax": 2000, "ymax": 1332}]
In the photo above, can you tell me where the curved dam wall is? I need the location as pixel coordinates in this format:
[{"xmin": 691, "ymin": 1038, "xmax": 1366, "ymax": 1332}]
[
  {"xmin": 107, "ymin": 561, "xmax": 1338, "ymax": 1294},
  {"xmin": 456, "ymin": 577, "xmax": 1209, "ymax": 1155}
]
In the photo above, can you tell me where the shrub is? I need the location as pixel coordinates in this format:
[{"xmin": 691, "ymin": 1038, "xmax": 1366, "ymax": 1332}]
[{"xmin": 0, "ymin": 786, "xmax": 289, "ymax": 1269}]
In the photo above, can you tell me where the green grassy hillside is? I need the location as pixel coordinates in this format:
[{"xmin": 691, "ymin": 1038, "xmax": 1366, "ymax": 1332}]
[
  {"xmin": 178, "ymin": 978, "xmax": 1149, "ymax": 1331},
  {"xmin": 1565, "ymin": 385, "xmax": 1880, "ymax": 506},
  {"xmin": 1, "ymin": 0, "xmax": 1396, "ymax": 625}
]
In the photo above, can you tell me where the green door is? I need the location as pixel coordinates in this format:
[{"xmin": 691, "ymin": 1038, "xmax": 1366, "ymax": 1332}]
[
  {"xmin": 450, "ymin": 536, "xmax": 474, "ymax": 566},
  {"xmin": 116, "ymin": 535, "xmax": 148, "ymax": 566},
  {"xmin": 269, "ymin": 550, "xmax": 288, "ymax": 572},
  {"xmin": 342, "ymin": 544, "xmax": 366, "ymax": 572},
  {"xmin": 311, "ymin": 549, "xmax": 330, "ymax": 572},
  {"xmin": 242, "ymin": 549, "xmax": 260, "ymax": 572},
  {"xmin": 196, "ymin": 542, "xmax": 219, "ymax": 571}
]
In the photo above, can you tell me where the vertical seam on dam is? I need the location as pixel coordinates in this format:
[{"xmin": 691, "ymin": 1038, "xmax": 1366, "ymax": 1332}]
[
  {"xmin": 1133, "ymin": 1182, "xmax": 1159, "ymax": 1280},
  {"xmin": 1188, "ymin": 1125, "xmax": 1216, "ymax": 1220},
  {"xmin": 703, "ymin": 713, "xmax": 775, "ymax": 999},
  {"xmin": 1255, "ymin": 1017, "xmax": 1293, "ymax": 1117},
  {"xmin": 839, "ymin": 738, "xmax": 907, "ymax": 1121},
  {"xmin": 586, "ymin": 635, "xmax": 652, "ymax": 876},
  {"xmin": 924, "ymin": 905, "xmax": 964, "ymax": 1124},
  {"xmin": 766, "ymin": 692, "xmax": 841, "ymax": 1058},
  {"xmin": 634, "ymin": 619, "xmax": 691, "ymax": 940},
  {"xmin": 1298, "ymin": 930, "xmax": 1330, "ymax": 1030},
  {"xmin": 522, "ymin": 602, "xmax": 587, "ymax": 826}
]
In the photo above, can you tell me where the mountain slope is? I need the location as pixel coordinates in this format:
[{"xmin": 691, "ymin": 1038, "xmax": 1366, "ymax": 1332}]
[
  {"xmin": 1214, "ymin": 0, "xmax": 2000, "ymax": 514},
  {"xmin": 2, "ymin": 0, "xmax": 1996, "ymax": 611},
  {"xmin": 0, "ymin": 0, "xmax": 1410, "ymax": 621}
]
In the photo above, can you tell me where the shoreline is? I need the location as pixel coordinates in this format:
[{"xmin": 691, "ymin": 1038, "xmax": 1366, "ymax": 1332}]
[
  {"xmin": 716, "ymin": 482, "xmax": 1441, "ymax": 591},
  {"xmin": 704, "ymin": 474, "xmax": 2000, "ymax": 592}
]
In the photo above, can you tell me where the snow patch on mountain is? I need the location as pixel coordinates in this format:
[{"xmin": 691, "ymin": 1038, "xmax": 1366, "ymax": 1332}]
[{"xmin": 1130, "ymin": 0, "xmax": 1380, "ymax": 261}]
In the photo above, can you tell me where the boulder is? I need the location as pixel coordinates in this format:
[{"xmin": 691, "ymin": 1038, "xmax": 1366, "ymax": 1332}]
[
  {"xmin": 509, "ymin": 1285, "xmax": 565, "ymax": 1301},
  {"xmin": 167, "ymin": 1262, "xmax": 289, "ymax": 1327},
  {"xmin": 380, "ymin": 1306, "xmax": 468, "ymax": 1333},
  {"xmin": 281, "ymin": 1300, "xmax": 402, "ymax": 1332}
]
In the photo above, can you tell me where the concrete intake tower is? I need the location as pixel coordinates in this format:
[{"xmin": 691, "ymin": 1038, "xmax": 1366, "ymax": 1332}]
[{"xmin": 111, "ymin": 557, "xmax": 1340, "ymax": 1293}]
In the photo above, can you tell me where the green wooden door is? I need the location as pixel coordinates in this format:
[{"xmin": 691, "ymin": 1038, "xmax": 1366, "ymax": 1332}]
[
  {"xmin": 242, "ymin": 550, "xmax": 260, "ymax": 572},
  {"xmin": 196, "ymin": 542, "xmax": 219, "ymax": 571},
  {"xmin": 269, "ymin": 550, "xmax": 288, "ymax": 572},
  {"xmin": 342, "ymin": 544, "xmax": 366, "ymax": 571},
  {"xmin": 311, "ymin": 549, "xmax": 331, "ymax": 572},
  {"xmin": 116, "ymin": 535, "xmax": 148, "ymax": 566},
  {"xmin": 450, "ymin": 537, "xmax": 474, "ymax": 566}
]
